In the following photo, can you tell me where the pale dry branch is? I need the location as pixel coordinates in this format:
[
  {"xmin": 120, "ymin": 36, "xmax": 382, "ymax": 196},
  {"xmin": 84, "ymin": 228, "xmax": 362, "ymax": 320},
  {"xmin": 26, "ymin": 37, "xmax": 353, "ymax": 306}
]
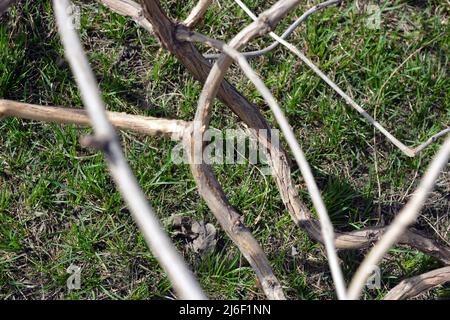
[
  {"xmin": 235, "ymin": 0, "xmax": 450, "ymax": 157},
  {"xmin": 97, "ymin": 0, "xmax": 153, "ymax": 33},
  {"xmin": 0, "ymin": 100, "xmax": 188, "ymax": 140},
  {"xmin": 137, "ymin": 0, "xmax": 450, "ymax": 270},
  {"xmin": 92, "ymin": 0, "xmax": 450, "ymax": 298},
  {"xmin": 53, "ymin": 0, "xmax": 204, "ymax": 300},
  {"xmin": 348, "ymin": 135, "xmax": 450, "ymax": 300},
  {"xmin": 177, "ymin": 28, "xmax": 347, "ymax": 300},
  {"xmin": 384, "ymin": 266, "xmax": 450, "ymax": 300},
  {"xmin": 97, "ymin": 0, "xmax": 212, "ymax": 33},
  {"xmin": 183, "ymin": 0, "xmax": 213, "ymax": 28}
]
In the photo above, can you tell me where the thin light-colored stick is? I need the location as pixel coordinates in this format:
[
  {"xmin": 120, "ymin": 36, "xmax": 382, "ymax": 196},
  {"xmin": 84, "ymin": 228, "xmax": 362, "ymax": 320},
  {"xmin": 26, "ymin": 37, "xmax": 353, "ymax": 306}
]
[
  {"xmin": 234, "ymin": 0, "xmax": 449, "ymax": 157},
  {"xmin": 204, "ymin": 0, "xmax": 341, "ymax": 59},
  {"xmin": 183, "ymin": 0, "xmax": 212, "ymax": 28},
  {"xmin": 0, "ymin": 100, "xmax": 189, "ymax": 140},
  {"xmin": 53, "ymin": 0, "xmax": 205, "ymax": 300},
  {"xmin": 347, "ymin": 135, "xmax": 450, "ymax": 300},
  {"xmin": 384, "ymin": 266, "xmax": 450, "ymax": 300},
  {"xmin": 177, "ymin": 28, "xmax": 347, "ymax": 300}
]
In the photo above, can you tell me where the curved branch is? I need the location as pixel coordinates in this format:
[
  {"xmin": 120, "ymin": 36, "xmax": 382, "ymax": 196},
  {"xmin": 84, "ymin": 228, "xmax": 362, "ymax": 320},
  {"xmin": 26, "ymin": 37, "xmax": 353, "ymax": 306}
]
[
  {"xmin": 384, "ymin": 266, "xmax": 450, "ymax": 300},
  {"xmin": 141, "ymin": 0, "xmax": 302, "ymax": 300},
  {"xmin": 177, "ymin": 28, "xmax": 347, "ymax": 299},
  {"xmin": 235, "ymin": 0, "xmax": 450, "ymax": 158},
  {"xmin": 204, "ymin": 0, "xmax": 341, "ymax": 59},
  {"xmin": 53, "ymin": 0, "xmax": 204, "ymax": 300},
  {"xmin": 136, "ymin": 0, "xmax": 450, "ymax": 291}
]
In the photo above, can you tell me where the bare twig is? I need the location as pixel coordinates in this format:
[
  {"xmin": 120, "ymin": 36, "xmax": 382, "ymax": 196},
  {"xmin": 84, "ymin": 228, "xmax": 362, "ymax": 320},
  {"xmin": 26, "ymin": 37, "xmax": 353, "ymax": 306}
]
[
  {"xmin": 204, "ymin": 0, "xmax": 341, "ymax": 59},
  {"xmin": 0, "ymin": 100, "xmax": 188, "ymax": 140},
  {"xmin": 348, "ymin": 135, "xmax": 450, "ymax": 300},
  {"xmin": 384, "ymin": 266, "xmax": 450, "ymax": 300},
  {"xmin": 183, "ymin": 0, "xmax": 213, "ymax": 28},
  {"xmin": 53, "ymin": 0, "xmax": 204, "ymax": 300},
  {"xmin": 177, "ymin": 28, "xmax": 347, "ymax": 300},
  {"xmin": 235, "ymin": 0, "xmax": 450, "ymax": 157}
]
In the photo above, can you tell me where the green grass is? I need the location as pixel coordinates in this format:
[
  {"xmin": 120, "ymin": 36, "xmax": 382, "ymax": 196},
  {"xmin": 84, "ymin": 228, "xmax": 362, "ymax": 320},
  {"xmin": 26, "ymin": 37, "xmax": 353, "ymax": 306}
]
[{"xmin": 0, "ymin": 0, "xmax": 449, "ymax": 299}]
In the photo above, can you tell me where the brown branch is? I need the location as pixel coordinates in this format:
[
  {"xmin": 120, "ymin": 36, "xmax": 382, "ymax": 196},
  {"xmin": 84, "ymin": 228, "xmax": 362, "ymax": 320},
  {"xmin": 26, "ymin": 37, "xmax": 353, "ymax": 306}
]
[
  {"xmin": 183, "ymin": 0, "xmax": 308, "ymax": 300},
  {"xmin": 0, "ymin": 100, "xmax": 188, "ymax": 140},
  {"xmin": 384, "ymin": 266, "xmax": 450, "ymax": 300},
  {"xmin": 136, "ymin": 0, "xmax": 450, "ymax": 269},
  {"xmin": 142, "ymin": 0, "xmax": 298, "ymax": 299}
]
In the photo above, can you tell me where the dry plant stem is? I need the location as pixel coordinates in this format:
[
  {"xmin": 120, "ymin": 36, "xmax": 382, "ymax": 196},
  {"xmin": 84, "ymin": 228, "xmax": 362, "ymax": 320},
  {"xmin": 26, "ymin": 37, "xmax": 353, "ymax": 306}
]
[
  {"xmin": 97, "ymin": 0, "xmax": 153, "ymax": 33},
  {"xmin": 141, "ymin": 0, "xmax": 301, "ymax": 300},
  {"xmin": 53, "ymin": 0, "xmax": 205, "ymax": 300},
  {"xmin": 138, "ymin": 0, "xmax": 450, "ymax": 267},
  {"xmin": 177, "ymin": 29, "xmax": 347, "ymax": 300},
  {"xmin": 0, "ymin": 100, "xmax": 188, "ymax": 140},
  {"xmin": 235, "ymin": 0, "xmax": 450, "ymax": 157},
  {"xmin": 384, "ymin": 266, "xmax": 450, "ymax": 300},
  {"xmin": 99, "ymin": 0, "xmax": 450, "ymax": 156},
  {"xmin": 204, "ymin": 0, "xmax": 341, "ymax": 59},
  {"xmin": 348, "ymin": 135, "xmax": 450, "ymax": 300},
  {"xmin": 184, "ymin": 0, "xmax": 212, "ymax": 28}
]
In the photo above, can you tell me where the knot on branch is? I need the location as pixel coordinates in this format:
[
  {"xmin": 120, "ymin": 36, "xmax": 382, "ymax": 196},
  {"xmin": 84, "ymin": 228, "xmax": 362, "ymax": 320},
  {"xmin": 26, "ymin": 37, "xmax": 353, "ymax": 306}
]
[{"xmin": 256, "ymin": 14, "xmax": 275, "ymax": 36}]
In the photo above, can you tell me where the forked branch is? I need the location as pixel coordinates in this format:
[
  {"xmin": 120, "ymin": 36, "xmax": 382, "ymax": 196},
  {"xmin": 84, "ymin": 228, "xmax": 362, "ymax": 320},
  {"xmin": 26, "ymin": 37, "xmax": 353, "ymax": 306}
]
[
  {"xmin": 176, "ymin": 28, "xmax": 347, "ymax": 300},
  {"xmin": 348, "ymin": 135, "xmax": 450, "ymax": 299}
]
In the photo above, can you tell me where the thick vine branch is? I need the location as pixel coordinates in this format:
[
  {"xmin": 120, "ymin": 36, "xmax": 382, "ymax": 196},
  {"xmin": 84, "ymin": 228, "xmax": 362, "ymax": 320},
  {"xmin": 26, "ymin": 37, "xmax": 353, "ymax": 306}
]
[
  {"xmin": 176, "ymin": 27, "xmax": 347, "ymax": 299},
  {"xmin": 137, "ymin": 0, "xmax": 450, "ymax": 269},
  {"xmin": 140, "ymin": 0, "xmax": 311, "ymax": 300},
  {"xmin": 384, "ymin": 266, "xmax": 450, "ymax": 300}
]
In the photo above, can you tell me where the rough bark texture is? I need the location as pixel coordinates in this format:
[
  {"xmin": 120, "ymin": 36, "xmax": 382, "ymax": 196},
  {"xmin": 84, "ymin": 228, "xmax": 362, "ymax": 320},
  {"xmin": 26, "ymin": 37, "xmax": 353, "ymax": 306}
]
[{"xmin": 384, "ymin": 266, "xmax": 450, "ymax": 300}]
